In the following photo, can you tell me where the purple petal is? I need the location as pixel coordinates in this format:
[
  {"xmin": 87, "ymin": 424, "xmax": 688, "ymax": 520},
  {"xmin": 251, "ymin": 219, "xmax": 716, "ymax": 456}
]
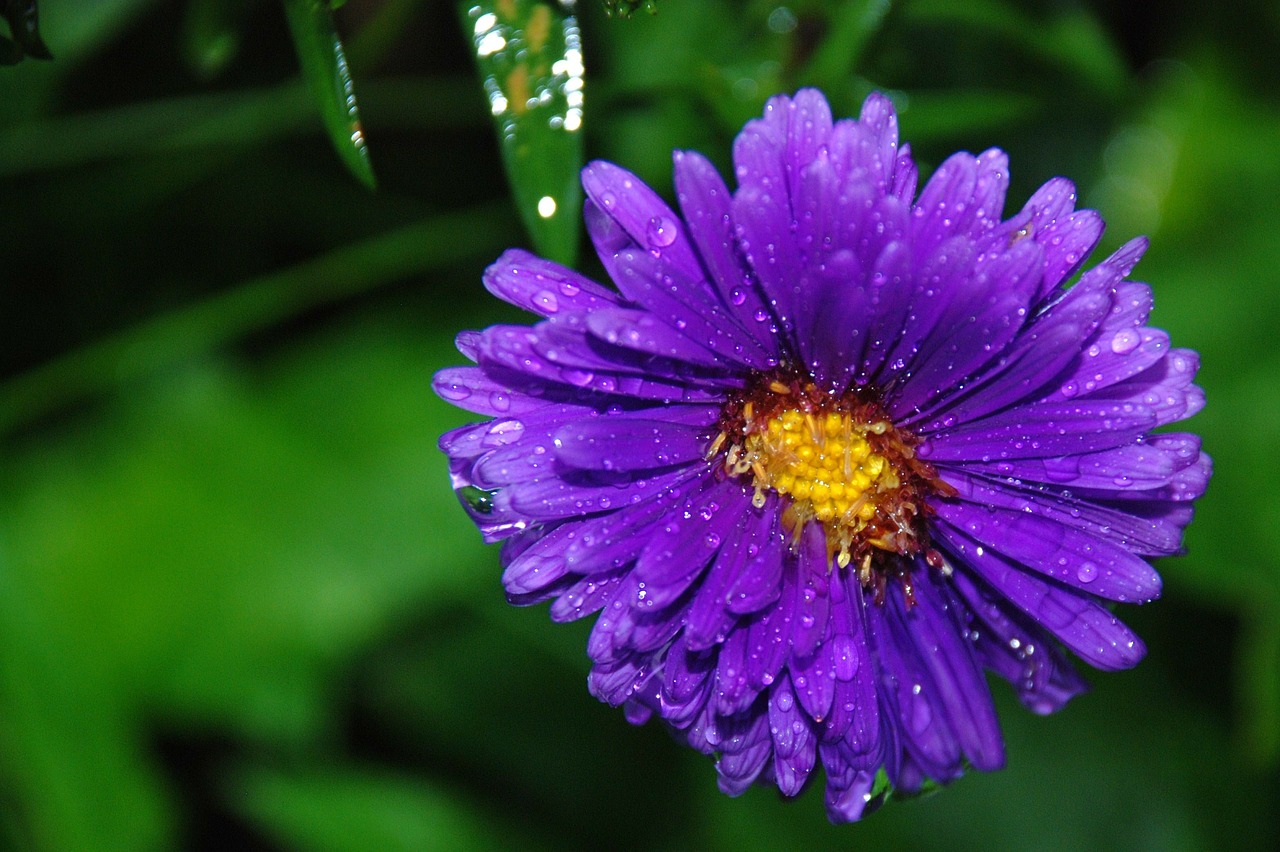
[
  {"xmin": 661, "ymin": 636, "xmax": 715, "ymax": 726},
  {"xmin": 585, "ymin": 306, "xmax": 730, "ymax": 369},
  {"xmin": 725, "ymin": 499, "xmax": 785, "ymax": 614},
  {"xmin": 631, "ymin": 480, "xmax": 750, "ymax": 608},
  {"xmin": 865, "ymin": 588, "xmax": 965, "ymax": 782},
  {"xmin": 483, "ymin": 249, "xmax": 620, "ymax": 317},
  {"xmin": 553, "ymin": 413, "xmax": 713, "ymax": 473},
  {"xmin": 937, "ymin": 525, "xmax": 1147, "ymax": 670},
  {"xmin": 684, "ymin": 518, "xmax": 758, "ymax": 651},
  {"xmin": 715, "ymin": 618, "xmax": 759, "ymax": 715},
  {"xmin": 924, "ymin": 398, "xmax": 1157, "ymax": 462},
  {"xmin": 901, "ymin": 570, "xmax": 1005, "ymax": 771},
  {"xmin": 581, "ymin": 160, "xmax": 705, "ymax": 285},
  {"xmin": 790, "ymin": 525, "xmax": 832, "ymax": 659},
  {"xmin": 716, "ymin": 708, "xmax": 773, "ymax": 795},
  {"xmin": 672, "ymin": 150, "xmax": 781, "ymax": 358},
  {"xmin": 561, "ymin": 485, "xmax": 696, "ymax": 574},
  {"xmin": 946, "ymin": 468, "xmax": 1194, "ymax": 557},
  {"xmin": 950, "ymin": 569, "xmax": 1089, "ymax": 714},
  {"xmin": 818, "ymin": 572, "xmax": 880, "ymax": 756},
  {"xmin": 502, "ymin": 464, "xmax": 702, "ymax": 521},
  {"xmin": 888, "ymin": 239, "xmax": 1043, "ymax": 417},
  {"xmin": 434, "ymin": 366, "xmax": 562, "ymax": 418},
  {"xmin": 768, "ymin": 672, "xmax": 819, "ymax": 795},
  {"xmin": 501, "ymin": 522, "xmax": 577, "ymax": 595},
  {"xmin": 935, "ymin": 500, "xmax": 1162, "ymax": 603},
  {"xmin": 588, "ymin": 651, "xmax": 658, "ymax": 706},
  {"xmin": 549, "ymin": 570, "xmax": 627, "ymax": 623},
  {"xmin": 743, "ymin": 570, "xmax": 796, "ymax": 693},
  {"xmin": 821, "ymin": 763, "xmax": 879, "ymax": 823},
  {"xmin": 476, "ymin": 323, "xmax": 725, "ymax": 402},
  {"xmin": 607, "ymin": 246, "xmax": 775, "ymax": 368}
]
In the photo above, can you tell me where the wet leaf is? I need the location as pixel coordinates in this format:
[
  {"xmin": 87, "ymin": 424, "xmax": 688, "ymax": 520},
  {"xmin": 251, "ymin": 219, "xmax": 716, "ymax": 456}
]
[
  {"xmin": 283, "ymin": 0, "xmax": 375, "ymax": 188},
  {"xmin": 461, "ymin": 1, "xmax": 584, "ymax": 265},
  {"xmin": 602, "ymin": 0, "xmax": 658, "ymax": 16}
]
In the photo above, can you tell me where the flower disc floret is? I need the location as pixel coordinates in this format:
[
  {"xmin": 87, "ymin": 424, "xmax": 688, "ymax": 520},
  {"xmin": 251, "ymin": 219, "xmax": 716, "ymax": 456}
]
[{"xmin": 714, "ymin": 373, "xmax": 954, "ymax": 578}]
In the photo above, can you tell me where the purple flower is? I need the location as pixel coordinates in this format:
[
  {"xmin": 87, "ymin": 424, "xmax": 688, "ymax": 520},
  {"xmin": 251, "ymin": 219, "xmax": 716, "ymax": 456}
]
[{"xmin": 434, "ymin": 89, "xmax": 1210, "ymax": 821}]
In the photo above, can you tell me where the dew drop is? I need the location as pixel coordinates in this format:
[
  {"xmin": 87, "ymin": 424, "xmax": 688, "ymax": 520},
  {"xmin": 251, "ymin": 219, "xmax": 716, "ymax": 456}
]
[
  {"xmin": 563, "ymin": 369, "xmax": 595, "ymax": 387},
  {"xmin": 646, "ymin": 216, "xmax": 678, "ymax": 248},
  {"xmin": 459, "ymin": 485, "xmax": 495, "ymax": 514},
  {"xmin": 438, "ymin": 381, "xmax": 472, "ymax": 401},
  {"xmin": 533, "ymin": 289, "xmax": 560, "ymax": 313},
  {"xmin": 1110, "ymin": 328, "xmax": 1140, "ymax": 354},
  {"xmin": 832, "ymin": 634, "xmax": 859, "ymax": 680},
  {"xmin": 1077, "ymin": 561, "xmax": 1099, "ymax": 583}
]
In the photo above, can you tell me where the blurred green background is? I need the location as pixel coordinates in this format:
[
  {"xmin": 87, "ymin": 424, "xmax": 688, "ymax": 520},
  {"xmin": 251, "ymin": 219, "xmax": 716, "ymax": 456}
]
[{"xmin": 1, "ymin": 1, "xmax": 1277, "ymax": 849}]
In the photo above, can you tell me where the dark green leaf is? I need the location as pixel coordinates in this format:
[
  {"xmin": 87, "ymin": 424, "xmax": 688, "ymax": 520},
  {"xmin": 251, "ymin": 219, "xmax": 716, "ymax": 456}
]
[
  {"xmin": 231, "ymin": 765, "xmax": 545, "ymax": 852},
  {"xmin": 283, "ymin": 0, "xmax": 376, "ymax": 188},
  {"xmin": 461, "ymin": 1, "xmax": 584, "ymax": 264}
]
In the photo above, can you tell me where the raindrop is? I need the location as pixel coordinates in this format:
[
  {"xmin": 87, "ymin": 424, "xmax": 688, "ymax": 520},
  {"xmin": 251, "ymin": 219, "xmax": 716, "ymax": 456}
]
[
  {"xmin": 1110, "ymin": 328, "xmax": 1140, "ymax": 354},
  {"xmin": 459, "ymin": 485, "xmax": 496, "ymax": 514},
  {"xmin": 832, "ymin": 634, "xmax": 859, "ymax": 680},
  {"xmin": 647, "ymin": 216, "xmax": 678, "ymax": 248},
  {"xmin": 1076, "ymin": 561, "xmax": 1099, "ymax": 583},
  {"xmin": 533, "ymin": 289, "xmax": 560, "ymax": 313},
  {"xmin": 437, "ymin": 382, "xmax": 472, "ymax": 401}
]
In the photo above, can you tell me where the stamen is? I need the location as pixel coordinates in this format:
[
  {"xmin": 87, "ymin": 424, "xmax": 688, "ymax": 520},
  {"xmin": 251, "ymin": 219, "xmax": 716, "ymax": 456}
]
[{"xmin": 714, "ymin": 371, "xmax": 952, "ymax": 590}]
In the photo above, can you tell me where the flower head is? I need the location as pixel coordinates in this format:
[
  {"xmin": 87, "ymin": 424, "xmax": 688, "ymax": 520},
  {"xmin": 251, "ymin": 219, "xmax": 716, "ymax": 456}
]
[{"xmin": 434, "ymin": 90, "xmax": 1210, "ymax": 821}]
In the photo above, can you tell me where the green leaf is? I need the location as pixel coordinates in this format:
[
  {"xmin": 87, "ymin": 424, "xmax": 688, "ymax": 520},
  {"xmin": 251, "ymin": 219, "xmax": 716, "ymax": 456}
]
[
  {"xmin": 461, "ymin": 1, "xmax": 584, "ymax": 265},
  {"xmin": 0, "ymin": 563, "xmax": 174, "ymax": 851},
  {"xmin": 283, "ymin": 0, "xmax": 376, "ymax": 188},
  {"xmin": 797, "ymin": 0, "xmax": 896, "ymax": 89},
  {"xmin": 230, "ymin": 765, "xmax": 544, "ymax": 852}
]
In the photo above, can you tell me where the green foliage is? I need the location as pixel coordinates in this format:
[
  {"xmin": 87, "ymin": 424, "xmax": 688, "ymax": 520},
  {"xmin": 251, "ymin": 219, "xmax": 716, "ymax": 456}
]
[
  {"xmin": 460, "ymin": 0, "xmax": 584, "ymax": 265},
  {"xmin": 0, "ymin": 1, "xmax": 1278, "ymax": 850},
  {"xmin": 283, "ymin": 0, "xmax": 376, "ymax": 188}
]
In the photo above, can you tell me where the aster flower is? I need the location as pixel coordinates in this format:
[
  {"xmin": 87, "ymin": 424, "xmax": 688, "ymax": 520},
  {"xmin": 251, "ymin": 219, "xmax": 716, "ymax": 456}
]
[{"xmin": 434, "ymin": 89, "xmax": 1210, "ymax": 821}]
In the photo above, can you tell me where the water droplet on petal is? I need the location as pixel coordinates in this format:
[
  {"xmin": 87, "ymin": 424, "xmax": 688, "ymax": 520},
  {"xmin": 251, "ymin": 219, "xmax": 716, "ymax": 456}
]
[
  {"xmin": 533, "ymin": 289, "xmax": 560, "ymax": 313},
  {"xmin": 1110, "ymin": 328, "xmax": 1140, "ymax": 354},
  {"xmin": 646, "ymin": 216, "xmax": 678, "ymax": 248},
  {"xmin": 1077, "ymin": 561, "xmax": 1099, "ymax": 583},
  {"xmin": 438, "ymin": 382, "xmax": 472, "ymax": 401}
]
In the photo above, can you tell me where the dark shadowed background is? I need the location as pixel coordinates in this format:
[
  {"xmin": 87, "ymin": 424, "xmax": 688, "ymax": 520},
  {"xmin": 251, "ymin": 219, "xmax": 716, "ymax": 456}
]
[{"xmin": 0, "ymin": 1, "xmax": 1277, "ymax": 849}]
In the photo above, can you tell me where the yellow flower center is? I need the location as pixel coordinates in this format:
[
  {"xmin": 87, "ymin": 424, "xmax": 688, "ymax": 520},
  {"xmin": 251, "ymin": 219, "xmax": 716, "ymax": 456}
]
[
  {"xmin": 745, "ymin": 407, "xmax": 894, "ymax": 521},
  {"xmin": 712, "ymin": 375, "xmax": 951, "ymax": 583}
]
